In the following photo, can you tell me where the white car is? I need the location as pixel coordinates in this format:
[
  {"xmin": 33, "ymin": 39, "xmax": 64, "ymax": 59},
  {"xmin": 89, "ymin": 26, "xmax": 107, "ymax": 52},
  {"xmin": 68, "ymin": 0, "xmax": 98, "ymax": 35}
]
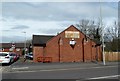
[
  {"xmin": 0, "ymin": 52, "xmax": 14, "ymax": 64},
  {"xmin": 24, "ymin": 53, "xmax": 33, "ymax": 60}
]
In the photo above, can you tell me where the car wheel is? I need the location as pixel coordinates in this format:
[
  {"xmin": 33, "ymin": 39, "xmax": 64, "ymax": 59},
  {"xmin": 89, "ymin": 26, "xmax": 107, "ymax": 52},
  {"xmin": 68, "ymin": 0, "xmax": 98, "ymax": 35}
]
[
  {"xmin": 8, "ymin": 60, "xmax": 12, "ymax": 65},
  {"xmin": 10, "ymin": 59, "xmax": 14, "ymax": 64}
]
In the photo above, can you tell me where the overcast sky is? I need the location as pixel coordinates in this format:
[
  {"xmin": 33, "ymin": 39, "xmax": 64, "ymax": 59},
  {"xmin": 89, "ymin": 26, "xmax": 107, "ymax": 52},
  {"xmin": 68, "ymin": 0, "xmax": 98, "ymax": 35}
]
[{"xmin": 0, "ymin": 0, "xmax": 118, "ymax": 43}]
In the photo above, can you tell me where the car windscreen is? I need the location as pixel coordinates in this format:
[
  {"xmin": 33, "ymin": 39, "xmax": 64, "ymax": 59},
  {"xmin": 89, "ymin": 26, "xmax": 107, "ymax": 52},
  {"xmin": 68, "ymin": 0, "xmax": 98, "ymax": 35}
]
[
  {"xmin": 10, "ymin": 53, "xmax": 16, "ymax": 56},
  {"xmin": 0, "ymin": 53, "xmax": 8, "ymax": 56},
  {"xmin": 29, "ymin": 54, "xmax": 33, "ymax": 56}
]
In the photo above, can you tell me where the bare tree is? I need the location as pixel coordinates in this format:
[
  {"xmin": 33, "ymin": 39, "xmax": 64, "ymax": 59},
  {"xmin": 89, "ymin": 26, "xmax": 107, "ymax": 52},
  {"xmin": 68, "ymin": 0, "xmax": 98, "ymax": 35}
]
[
  {"xmin": 76, "ymin": 19, "xmax": 102, "ymax": 45},
  {"xmin": 76, "ymin": 19, "xmax": 95, "ymax": 37},
  {"xmin": 106, "ymin": 21, "xmax": 118, "ymax": 40},
  {"xmin": 76, "ymin": 19, "xmax": 119, "ymax": 51},
  {"xmin": 104, "ymin": 20, "xmax": 119, "ymax": 51}
]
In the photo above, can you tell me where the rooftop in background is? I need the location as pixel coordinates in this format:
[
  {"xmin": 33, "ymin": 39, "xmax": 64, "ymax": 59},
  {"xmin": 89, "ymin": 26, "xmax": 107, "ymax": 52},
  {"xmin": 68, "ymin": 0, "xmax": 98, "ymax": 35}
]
[{"xmin": 0, "ymin": 43, "xmax": 31, "ymax": 48}]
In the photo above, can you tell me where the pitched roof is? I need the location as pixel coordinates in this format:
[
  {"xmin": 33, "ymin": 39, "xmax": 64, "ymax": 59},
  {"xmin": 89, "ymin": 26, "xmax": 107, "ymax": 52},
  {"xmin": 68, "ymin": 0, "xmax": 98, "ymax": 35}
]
[
  {"xmin": 32, "ymin": 25, "xmax": 99, "ymax": 46},
  {"xmin": 0, "ymin": 43, "xmax": 30, "ymax": 48},
  {"xmin": 32, "ymin": 35, "xmax": 54, "ymax": 46}
]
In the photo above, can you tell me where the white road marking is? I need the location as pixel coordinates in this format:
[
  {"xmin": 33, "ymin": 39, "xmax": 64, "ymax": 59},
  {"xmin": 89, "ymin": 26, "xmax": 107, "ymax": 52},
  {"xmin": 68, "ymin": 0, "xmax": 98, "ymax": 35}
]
[
  {"xmin": 35, "ymin": 65, "xmax": 117, "ymax": 72},
  {"xmin": 11, "ymin": 70, "xmax": 35, "ymax": 73},
  {"xmin": 0, "ymin": 67, "xmax": 5, "ymax": 72},
  {"xmin": 0, "ymin": 68, "xmax": 2, "ymax": 71},
  {"xmin": 5, "ymin": 65, "xmax": 117, "ymax": 73},
  {"xmin": 87, "ymin": 75, "xmax": 120, "ymax": 80},
  {"xmin": 12, "ymin": 67, "xmax": 29, "ymax": 70}
]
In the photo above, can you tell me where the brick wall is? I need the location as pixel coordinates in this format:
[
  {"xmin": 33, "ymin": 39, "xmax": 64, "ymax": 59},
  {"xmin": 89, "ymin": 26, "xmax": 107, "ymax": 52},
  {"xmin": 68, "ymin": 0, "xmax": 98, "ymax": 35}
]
[
  {"xmin": 33, "ymin": 25, "xmax": 102, "ymax": 63},
  {"xmin": 33, "ymin": 46, "xmax": 43, "ymax": 62}
]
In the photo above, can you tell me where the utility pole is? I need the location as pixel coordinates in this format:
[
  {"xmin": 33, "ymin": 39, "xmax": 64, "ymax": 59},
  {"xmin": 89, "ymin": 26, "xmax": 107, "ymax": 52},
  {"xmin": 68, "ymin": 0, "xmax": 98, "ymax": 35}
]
[
  {"xmin": 100, "ymin": 0, "xmax": 106, "ymax": 65},
  {"xmin": 22, "ymin": 31, "xmax": 26, "ymax": 55}
]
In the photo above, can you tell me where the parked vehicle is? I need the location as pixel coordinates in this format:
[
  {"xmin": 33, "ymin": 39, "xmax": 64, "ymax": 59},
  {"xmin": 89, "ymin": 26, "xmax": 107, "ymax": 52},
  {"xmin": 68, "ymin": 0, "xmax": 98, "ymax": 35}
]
[
  {"xmin": 10, "ymin": 53, "xmax": 19, "ymax": 62},
  {"xmin": 24, "ymin": 53, "xmax": 33, "ymax": 60},
  {"xmin": 0, "ymin": 52, "xmax": 14, "ymax": 64}
]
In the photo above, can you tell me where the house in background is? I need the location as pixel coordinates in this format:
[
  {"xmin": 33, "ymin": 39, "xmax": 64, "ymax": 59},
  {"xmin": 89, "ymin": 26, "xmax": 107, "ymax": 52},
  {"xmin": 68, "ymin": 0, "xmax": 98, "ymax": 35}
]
[
  {"xmin": 0, "ymin": 43, "xmax": 31, "ymax": 56},
  {"xmin": 32, "ymin": 25, "xmax": 102, "ymax": 63}
]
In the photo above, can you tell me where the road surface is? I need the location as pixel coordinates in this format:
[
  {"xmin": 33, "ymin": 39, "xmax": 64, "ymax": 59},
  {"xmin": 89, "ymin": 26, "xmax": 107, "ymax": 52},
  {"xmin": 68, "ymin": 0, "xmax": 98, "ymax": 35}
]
[{"xmin": 1, "ymin": 62, "xmax": 119, "ymax": 81}]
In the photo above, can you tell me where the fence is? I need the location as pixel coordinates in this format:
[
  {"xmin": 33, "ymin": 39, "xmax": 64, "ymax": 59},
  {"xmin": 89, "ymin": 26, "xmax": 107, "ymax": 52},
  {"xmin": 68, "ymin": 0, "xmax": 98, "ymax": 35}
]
[{"xmin": 105, "ymin": 52, "xmax": 120, "ymax": 61}]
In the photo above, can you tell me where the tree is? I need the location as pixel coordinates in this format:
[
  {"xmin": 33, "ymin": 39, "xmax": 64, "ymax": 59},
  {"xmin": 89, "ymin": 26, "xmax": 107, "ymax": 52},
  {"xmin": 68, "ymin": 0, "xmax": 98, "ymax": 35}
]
[
  {"xmin": 104, "ymin": 21, "xmax": 119, "ymax": 52},
  {"xmin": 76, "ymin": 19, "xmax": 102, "ymax": 45},
  {"xmin": 106, "ymin": 21, "xmax": 118, "ymax": 40},
  {"xmin": 76, "ymin": 19, "xmax": 119, "ymax": 52}
]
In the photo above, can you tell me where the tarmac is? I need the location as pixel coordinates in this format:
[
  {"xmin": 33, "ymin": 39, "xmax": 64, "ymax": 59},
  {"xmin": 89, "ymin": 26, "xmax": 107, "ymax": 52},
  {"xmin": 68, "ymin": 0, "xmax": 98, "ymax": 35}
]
[{"xmin": 3, "ymin": 60, "xmax": 119, "ymax": 73}]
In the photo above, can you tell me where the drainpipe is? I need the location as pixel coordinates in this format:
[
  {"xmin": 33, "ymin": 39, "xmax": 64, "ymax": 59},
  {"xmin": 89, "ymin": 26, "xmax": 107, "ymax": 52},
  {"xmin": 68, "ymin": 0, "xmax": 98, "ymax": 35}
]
[
  {"xmin": 59, "ymin": 40, "xmax": 60, "ymax": 62},
  {"xmin": 58, "ymin": 37, "xmax": 61, "ymax": 62},
  {"xmin": 82, "ymin": 38, "xmax": 85, "ymax": 62}
]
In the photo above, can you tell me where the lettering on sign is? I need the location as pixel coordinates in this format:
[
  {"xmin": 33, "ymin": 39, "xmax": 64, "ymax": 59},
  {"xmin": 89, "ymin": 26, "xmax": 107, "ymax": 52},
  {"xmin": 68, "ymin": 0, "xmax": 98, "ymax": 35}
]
[{"xmin": 65, "ymin": 31, "xmax": 80, "ymax": 38}]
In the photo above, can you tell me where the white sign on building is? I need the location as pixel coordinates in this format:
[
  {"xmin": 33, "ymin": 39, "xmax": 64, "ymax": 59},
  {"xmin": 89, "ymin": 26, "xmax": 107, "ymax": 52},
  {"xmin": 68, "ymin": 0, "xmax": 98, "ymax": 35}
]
[{"xmin": 65, "ymin": 31, "xmax": 80, "ymax": 38}]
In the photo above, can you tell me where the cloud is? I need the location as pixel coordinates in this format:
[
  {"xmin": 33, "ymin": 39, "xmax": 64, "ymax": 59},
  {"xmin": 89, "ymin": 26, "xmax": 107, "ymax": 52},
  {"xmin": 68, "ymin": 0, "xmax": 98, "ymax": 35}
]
[
  {"xmin": 1, "ymin": 0, "xmax": 120, "ymax": 2},
  {"xmin": 11, "ymin": 25, "xmax": 30, "ymax": 30},
  {"xmin": 1, "ymin": 36, "xmax": 26, "ymax": 43},
  {"xmin": 1, "ymin": 2, "xmax": 118, "ymax": 43},
  {"xmin": 2, "ymin": 30, "xmax": 11, "ymax": 32},
  {"xmin": 1, "ymin": 17, "xmax": 75, "ymax": 40},
  {"xmin": 2, "ymin": 2, "xmax": 117, "ymax": 21},
  {"xmin": 39, "ymin": 28, "xmax": 64, "ymax": 35}
]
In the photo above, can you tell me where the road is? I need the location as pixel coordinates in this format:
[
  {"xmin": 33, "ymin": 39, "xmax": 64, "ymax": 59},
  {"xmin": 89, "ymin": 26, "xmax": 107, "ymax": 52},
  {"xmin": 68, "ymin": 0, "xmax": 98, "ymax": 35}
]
[{"xmin": 1, "ymin": 61, "xmax": 119, "ymax": 81}]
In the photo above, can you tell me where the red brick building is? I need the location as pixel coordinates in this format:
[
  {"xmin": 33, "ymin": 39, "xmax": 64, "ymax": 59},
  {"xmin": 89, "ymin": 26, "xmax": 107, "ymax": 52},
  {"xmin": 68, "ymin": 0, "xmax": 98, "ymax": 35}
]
[{"xmin": 33, "ymin": 25, "xmax": 102, "ymax": 63}]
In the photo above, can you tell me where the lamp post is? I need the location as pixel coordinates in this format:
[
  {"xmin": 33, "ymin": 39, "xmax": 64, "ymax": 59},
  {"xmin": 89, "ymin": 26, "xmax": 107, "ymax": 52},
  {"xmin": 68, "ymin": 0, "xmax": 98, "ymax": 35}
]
[
  {"xmin": 99, "ymin": 0, "xmax": 106, "ymax": 65},
  {"xmin": 22, "ymin": 31, "xmax": 26, "ymax": 55}
]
